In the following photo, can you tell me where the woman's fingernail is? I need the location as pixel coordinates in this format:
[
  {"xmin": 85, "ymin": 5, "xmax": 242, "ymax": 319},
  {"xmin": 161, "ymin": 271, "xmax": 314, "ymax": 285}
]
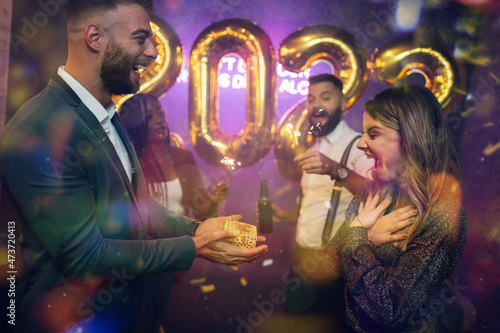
[
  {"xmin": 412, "ymin": 209, "xmax": 418, "ymax": 214},
  {"xmin": 386, "ymin": 196, "xmax": 392, "ymax": 202},
  {"xmin": 409, "ymin": 217, "xmax": 416, "ymax": 222}
]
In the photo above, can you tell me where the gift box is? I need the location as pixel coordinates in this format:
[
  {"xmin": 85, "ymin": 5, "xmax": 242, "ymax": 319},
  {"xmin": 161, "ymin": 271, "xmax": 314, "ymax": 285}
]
[{"xmin": 223, "ymin": 219, "xmax": 257, "ymax": 248}]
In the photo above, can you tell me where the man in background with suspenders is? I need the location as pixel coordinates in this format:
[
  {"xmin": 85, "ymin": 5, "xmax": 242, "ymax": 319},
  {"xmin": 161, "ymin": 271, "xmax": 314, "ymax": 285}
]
[{"xmin": 273, "ymin": 74, "xmax": 373, "ymax": 332}]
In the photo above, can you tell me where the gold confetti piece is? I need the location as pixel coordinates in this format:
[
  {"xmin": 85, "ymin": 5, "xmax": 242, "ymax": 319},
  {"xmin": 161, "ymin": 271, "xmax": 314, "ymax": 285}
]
[
  {"xmin": 483, "ymin": 141, "xmax": 500, "ymax": 156},
  {"xmin": 240, "ymin": 277, "xmax": 247, "ymax": 286},
  {"xmin": 201, "ymin": 284, "xmax": 215, "ymax": 293},
  {"xmin": 135, "ymin": 257, "xmax": 144, "ymax": 269},
  {"xmin": 190, "ymin": 278, "xmax": 207, "ymax": 285},
  {"xmin": 223, "ymin": 219, "xmax": 257, "ymax": 248},
  {"xmin": 452, "ymin": 87, "xmax": 467, "ymax": 96},
  {"xmin": 487, "ymin": 228, "xmax": 499, "ymax": 242},
  {"xmin": 489, "ymin": 72, "xmax": 500, "ymax": 83},
  {"xmin": 483, "ymin": 122, "xmax": 495, "ymax": 127},
  {"xmin": 461, "ymin": 107, "xmax": 475, "ymax": 117}
]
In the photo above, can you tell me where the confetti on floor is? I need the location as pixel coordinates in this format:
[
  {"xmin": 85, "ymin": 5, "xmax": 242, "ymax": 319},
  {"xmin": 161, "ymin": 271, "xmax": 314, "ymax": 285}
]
[
  {"xmin": 484, "ymin": 141, "xmax": 500, "ymax": 156},
  {"xmin": 190, "ymin": 278, "xmax": 207, "ymax": 285},
  {"xmin": 262, "ymin": 259, "xmax": 273, "ymax": 267},
  {"xmin": 201, "ymin": 284, "xmax": 215, "ymax": 293}
]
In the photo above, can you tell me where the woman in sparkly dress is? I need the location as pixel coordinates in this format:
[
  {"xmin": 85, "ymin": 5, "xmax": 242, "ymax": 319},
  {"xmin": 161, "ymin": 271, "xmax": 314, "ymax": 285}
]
[{"xmin": 328, "ymin": 85, "xmax": 468, "ymax": 332}]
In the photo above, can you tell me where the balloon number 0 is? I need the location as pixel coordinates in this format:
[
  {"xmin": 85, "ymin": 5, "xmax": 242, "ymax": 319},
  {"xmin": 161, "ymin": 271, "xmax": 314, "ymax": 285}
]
[
  {"xmin": 189, "ymin": 19, "xmax": 276, "ymax": 170},
  {"xmin": 132, "ymin": 17, "xmax": 466, "ymax": 177}
]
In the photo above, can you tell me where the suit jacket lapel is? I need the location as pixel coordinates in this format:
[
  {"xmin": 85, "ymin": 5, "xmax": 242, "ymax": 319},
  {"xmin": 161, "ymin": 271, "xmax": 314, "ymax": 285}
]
[
  {"xmin": 111, "ymin": 114, "xmax": 140, "ymax": 191},
  {"xmin": 49, "ymin": 75, "xmax": 139, "ymax": 205}
]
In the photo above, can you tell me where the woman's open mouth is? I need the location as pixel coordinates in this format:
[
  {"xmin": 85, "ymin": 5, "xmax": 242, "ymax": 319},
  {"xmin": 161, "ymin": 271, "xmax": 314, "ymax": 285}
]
[{"xmin": 365, "ymin": 153, "xmax": 381, "ymax": 171}]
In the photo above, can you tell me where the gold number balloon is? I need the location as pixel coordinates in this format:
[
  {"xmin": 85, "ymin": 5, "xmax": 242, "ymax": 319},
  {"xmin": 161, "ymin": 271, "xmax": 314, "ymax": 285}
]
[
  {"xmin": 189, "ymin": 19, "xmax": 276, "ymax": 169},
  {"xmin": 275, "ymin": 25, "xmax": 370, "ymax": 180},
  {"xmin": 113, "ymin": 15, "xmax": 184, "ymax": 108},
  {"xmin": 274, "ymin": 99, "xmax": 311, "ymax": 181},
  {"xmin": 370, "ymin": 39, "xmax": 467, "ymax": 114},
  {"xmin": 278, "ymin": 24, "xmax": 370, "ymax": 109}
]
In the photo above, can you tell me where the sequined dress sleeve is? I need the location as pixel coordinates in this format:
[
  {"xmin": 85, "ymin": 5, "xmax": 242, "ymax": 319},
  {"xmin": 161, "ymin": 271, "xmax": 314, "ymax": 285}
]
[{"xmin": 328, "ymin": 187, "xmax": 468, "ymax": 332}]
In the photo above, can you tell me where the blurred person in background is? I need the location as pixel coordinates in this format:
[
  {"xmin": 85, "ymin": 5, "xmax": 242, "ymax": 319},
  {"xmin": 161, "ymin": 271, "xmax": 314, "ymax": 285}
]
[
  {"xmin": 120, "ymin": 93, "xmax": 228, "ymax": 220},
  {"xmin": 270, "ymin": 74, "xmax": 373, "ymax": 332},
  {"xmin": 120, "ymin": 93, "xmax": 229, "ymax": 331},
  {"xmin": 0, "ymin": 1, "xmax": 266, "ymax": 332}
]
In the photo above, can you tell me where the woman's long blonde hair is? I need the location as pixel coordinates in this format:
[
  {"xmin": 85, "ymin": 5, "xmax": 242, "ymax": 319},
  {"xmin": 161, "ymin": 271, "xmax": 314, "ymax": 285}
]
[{"xmin": 365, "ymin": 86, "xmax": 461, "ymax": 251}]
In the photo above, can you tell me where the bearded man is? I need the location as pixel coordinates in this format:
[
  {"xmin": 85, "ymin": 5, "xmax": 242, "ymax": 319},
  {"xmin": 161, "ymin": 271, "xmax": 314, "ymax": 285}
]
[
  {"xmin": 274, "ymin": 74, "xmax": 373, "ymax": 332},
  {"xmin": 0, "ymin": 1, "xmax": 267, "ymax": 332}
]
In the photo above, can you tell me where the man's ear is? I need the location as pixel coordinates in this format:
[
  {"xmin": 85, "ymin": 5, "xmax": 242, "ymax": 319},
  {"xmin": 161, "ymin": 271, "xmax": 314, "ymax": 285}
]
[
  {"xmin": 341, "ymin": 96, "xmax": 348, "ymax": 116},
  {"xmin": 85, "ymin": 24, "xmax": 104, "ymax": 52}
]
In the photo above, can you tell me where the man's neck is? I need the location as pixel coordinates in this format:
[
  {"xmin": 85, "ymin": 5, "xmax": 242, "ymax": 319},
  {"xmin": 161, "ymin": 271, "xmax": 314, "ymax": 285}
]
[{"xmin": 64, "ymin": 62, "xmax": 112, "ymax": 107}]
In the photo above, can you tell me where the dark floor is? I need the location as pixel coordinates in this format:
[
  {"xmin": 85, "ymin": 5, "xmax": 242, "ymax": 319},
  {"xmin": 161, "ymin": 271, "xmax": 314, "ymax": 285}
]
[{"xmin": 161, "ymin": 222, "xmax": 295, "ymax": 333}]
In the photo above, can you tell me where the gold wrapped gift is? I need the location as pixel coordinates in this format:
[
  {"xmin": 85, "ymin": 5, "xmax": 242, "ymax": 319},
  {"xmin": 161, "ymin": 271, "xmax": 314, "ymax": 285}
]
[{"xmin": 223, "ymin": 219, "xmax": 257, "ymax": 248}]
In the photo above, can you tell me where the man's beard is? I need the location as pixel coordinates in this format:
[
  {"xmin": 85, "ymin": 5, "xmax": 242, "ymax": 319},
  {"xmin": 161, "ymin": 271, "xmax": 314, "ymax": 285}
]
[
  {"xmin": 308, "ymin": 106, "xmax": 342, "ymax": 137},
  {"xmin": 101, "ymin": 40, "xmax": 140, "ymax": 95}
]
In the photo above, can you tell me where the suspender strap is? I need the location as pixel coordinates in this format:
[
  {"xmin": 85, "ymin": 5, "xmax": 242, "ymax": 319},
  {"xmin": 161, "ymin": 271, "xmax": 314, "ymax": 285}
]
[{"xmin": 321, "ymin": 135, "xmax": 361, "ymax": 245}]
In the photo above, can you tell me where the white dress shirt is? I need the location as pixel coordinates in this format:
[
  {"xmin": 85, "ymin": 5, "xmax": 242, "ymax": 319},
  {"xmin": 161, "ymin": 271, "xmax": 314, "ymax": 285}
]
[
  {"xmin": 57, "ymin": 67, "xmax": 133, "ymax": 182},
  {"xmin": 296, "ymin": 120, "xmax": 373, "ymax": 249}
]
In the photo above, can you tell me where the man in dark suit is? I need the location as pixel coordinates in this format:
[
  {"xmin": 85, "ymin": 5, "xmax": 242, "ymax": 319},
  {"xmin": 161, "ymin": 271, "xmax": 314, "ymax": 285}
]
[{"xmin": 0, "ymin": 1, "xmax": 267, "ymax": 332}]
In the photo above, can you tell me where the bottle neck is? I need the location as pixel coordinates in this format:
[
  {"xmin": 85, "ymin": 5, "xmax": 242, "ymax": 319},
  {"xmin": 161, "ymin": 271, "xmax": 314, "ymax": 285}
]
[{"xmin": 260, "ymin": 180, "xmax": 269, "ymax": 198}]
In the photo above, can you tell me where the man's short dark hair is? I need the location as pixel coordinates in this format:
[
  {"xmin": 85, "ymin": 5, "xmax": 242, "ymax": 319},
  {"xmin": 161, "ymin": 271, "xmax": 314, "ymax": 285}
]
[
  {"xmin": 64, "ymin": 0, "xmax": 154, "ymax": 21},
  {"xmin": 309, "ymin": 74, "xmax": 343, "ymax": 93}
]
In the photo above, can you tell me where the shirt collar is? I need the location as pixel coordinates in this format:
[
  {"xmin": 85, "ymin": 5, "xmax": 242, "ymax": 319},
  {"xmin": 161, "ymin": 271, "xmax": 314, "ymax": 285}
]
[
  {"xmin": 57, "ymin": 66, "xmax": 116, "ymax": 125},
  {"xmin": 321, "ymin": 120, "xmax": 348, "ymax": 145}
]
